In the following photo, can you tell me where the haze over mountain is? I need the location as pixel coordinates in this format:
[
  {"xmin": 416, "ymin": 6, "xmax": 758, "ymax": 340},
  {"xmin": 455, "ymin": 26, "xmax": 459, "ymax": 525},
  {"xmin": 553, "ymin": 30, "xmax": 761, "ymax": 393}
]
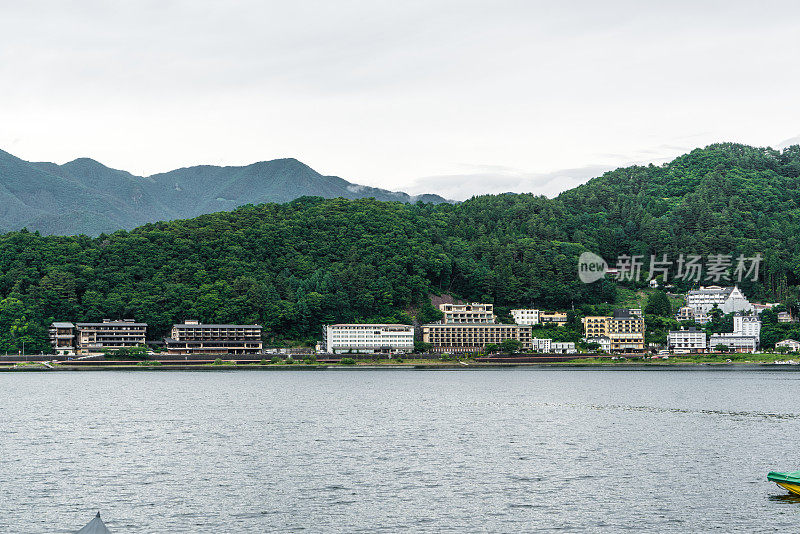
[{"xmin": 0, "ymin": 150, "xmax": 449, "ymax": 236}]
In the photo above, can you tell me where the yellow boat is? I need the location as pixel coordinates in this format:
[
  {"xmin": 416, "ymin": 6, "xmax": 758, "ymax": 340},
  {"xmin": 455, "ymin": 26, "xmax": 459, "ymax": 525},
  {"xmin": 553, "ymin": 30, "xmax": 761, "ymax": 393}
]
[{"xmin": 767, "ymin": 471, "xmax": 800, "ymax": 495}]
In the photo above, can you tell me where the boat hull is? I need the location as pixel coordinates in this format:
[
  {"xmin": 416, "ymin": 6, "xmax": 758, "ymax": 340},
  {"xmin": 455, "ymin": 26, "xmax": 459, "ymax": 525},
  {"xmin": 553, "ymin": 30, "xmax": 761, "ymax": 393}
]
[
  {"xmin": 768, "ymin": 471, "xmax": 800, "ymax": 495},
  {"xmin": 775, "ymin": 481, "xmax": 800, "ymax": 496}
]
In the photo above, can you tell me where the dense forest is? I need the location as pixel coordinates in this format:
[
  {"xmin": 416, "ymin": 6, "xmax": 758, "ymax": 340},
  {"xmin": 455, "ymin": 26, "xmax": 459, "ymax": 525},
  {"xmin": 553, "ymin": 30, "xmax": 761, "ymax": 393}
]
[{"xmin": 2, "ymin": 143, "xmax": 800, "ymax": 353}]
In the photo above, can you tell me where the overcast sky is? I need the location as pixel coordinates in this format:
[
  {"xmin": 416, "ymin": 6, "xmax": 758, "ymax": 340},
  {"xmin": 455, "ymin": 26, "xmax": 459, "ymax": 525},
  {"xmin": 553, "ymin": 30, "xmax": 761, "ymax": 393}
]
[{"xmin": 1, "ymin": 0, "xmax": 799, "ymax": 200}]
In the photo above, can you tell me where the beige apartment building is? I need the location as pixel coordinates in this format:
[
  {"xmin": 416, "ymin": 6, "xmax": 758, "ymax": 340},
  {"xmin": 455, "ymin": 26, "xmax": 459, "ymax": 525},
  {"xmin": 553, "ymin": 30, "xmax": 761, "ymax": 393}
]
[
  {"xmin": 422, "ymin": 323, "xmax": 532, "ymax": 353},
  {"xmin": 75, "ymin": 319, "xmax": 148, "ymax": 354},
  {"xmin": 439, "ymin": 303, "xmax": 497, "ymax": 324},
  {"xmin": 582, "ymin": 309, "xmax": 645, "ymax": 352},
  {"xmin": 165, "ymin": 319, "xmax": 263, "ymax": 355}
]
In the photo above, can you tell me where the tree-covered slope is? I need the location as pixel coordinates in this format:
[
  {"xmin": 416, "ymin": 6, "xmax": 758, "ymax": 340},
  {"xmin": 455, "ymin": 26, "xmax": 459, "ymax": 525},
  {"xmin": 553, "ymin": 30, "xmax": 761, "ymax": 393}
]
[
  {"xmin": 0, "ymin": 151, "xmax": 450, "ymax": 236},
  {"xmin": 555, "ymin": 143, "xmax": 800, "ymax": 296},
  {"xmin": 2, "ymin": 142, "xmax": 800, "ymax": 353}
]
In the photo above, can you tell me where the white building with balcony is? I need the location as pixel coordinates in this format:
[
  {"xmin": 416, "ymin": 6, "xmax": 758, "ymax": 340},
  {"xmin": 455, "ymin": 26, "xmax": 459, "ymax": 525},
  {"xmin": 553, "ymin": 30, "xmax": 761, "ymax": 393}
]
[
  {"xmin": 685, "ymin": 285, "xmax": 753, "ymax": 317},
  {"xmin": 530, "ymin": 337, "xmax": 552, "ymax": 352},
  {"xmin": 585, "ymin": 335, "xmax": 611, "ymax": 353},
  {"xmin": 668, "ymin": 327, "xmax": 707, "ymax": 353},
  {"xmin": 776, "ymin": 339, "xmax": 800, "ymax": 352},
  {"xmin": 709, "ymin": 334, "xmax": 757, "ymax": 353},
  {"xmin": 510, "ymin": 309, "xmax": 540, "ymax": 325},
  {"xmin": 551, "ymin": 342, "xmax": 577, "ymax": 354},
  {"xmin": 733, "ymin": 314, "xmax": 761, "ymax": 343},
  {"xmin": 324, "ymin": 324, "xmax": 414, "ymax": 354}
]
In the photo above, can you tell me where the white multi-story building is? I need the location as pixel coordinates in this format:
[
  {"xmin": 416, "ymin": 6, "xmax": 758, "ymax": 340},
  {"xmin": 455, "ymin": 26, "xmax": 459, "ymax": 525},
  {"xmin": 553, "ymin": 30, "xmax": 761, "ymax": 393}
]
[
  {"xmin": 668, "ymin": 327, "xmax": 708, "ymax": 353},
  {"xmin": 585, "ymin": 335, "xmax": 611, "ymax": 353},
  {"xmin": 709, "ymin": 333, "xmax": 757, "ymax": 353},
  {"xmin": 324, "ymin": 324, "xmax": 414, "ymax": 354},
  {"xmin": 527, "ymin": 338, "xmax": 576, "ymax": 354},
  {"xmin": 733, "ymin": 314, "xmax": 761, "ymax": 343},
  {"xmin": 530, "ymin": 337, "xmax": 552, "ymax": 352},
  {"xmin": 439, "ymin": 303, "xmax": 496, "ymax": 324},
  {"xmin": 702, "ymin": 313, "xmax": 761, "ymax": 353},
  {"xmin": 551, "ymin": 342, "xmax": 577, "ymax": 354},
  {"xmin": 776, "ymin": 339, "xmax": 800, "ymax": 352},
  {"xmin": 685, "ymin": 285, "xmax": 753, "ymax": 317},
  {"xmin": 511, "ymin": 309, "xmax": 540, "ymax": 325}
]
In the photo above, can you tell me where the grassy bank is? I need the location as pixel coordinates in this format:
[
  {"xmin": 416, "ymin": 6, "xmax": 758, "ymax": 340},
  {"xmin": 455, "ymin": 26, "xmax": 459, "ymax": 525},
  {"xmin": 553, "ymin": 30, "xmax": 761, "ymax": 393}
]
[{"xmin": 2, "ymin": 355, "xmax": 799, "ymax": 371}]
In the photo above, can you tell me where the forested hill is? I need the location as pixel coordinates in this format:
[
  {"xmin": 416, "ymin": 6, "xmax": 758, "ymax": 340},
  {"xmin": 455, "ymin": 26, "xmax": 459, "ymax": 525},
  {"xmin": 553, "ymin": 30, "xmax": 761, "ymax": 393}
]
[
  {"xmin": 0, "ymin": 150, "xmax": 449, "ymax": 236},
  {"xmin": 555, "ymin": 142, "xmax": 800, "ymax": 297},
  {"xmin": 1, "ymin": 142, "xmax": 800, "ymax": 353}
]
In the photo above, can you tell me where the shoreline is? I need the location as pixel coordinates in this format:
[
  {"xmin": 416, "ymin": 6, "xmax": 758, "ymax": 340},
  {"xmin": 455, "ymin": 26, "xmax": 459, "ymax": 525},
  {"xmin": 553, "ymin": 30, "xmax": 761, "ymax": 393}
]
[{"xmin": 3, "ymin": 362, "xmax": 800, "ymax": 372}]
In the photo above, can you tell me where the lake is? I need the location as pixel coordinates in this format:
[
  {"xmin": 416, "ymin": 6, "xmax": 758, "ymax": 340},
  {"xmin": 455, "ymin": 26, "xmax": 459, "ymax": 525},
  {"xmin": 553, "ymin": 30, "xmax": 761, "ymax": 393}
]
[{"xmin": 1, "ymin": 368, "xmax": 799, "ymax": 532}]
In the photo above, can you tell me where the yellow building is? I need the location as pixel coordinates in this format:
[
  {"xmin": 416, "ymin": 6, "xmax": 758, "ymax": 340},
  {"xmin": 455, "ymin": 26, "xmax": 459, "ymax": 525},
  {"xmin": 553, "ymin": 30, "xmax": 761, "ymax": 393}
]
[{"xmin": 582, "ymin": 309, "xmax": 645, "ymax": 352}]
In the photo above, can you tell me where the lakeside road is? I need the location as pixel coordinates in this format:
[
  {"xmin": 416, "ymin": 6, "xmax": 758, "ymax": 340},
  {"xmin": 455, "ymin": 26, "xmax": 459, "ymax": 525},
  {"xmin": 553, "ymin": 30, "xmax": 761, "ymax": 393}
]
[{"xmin": 3, "ymin": 362, "xmax": 800, "ymax": 372}]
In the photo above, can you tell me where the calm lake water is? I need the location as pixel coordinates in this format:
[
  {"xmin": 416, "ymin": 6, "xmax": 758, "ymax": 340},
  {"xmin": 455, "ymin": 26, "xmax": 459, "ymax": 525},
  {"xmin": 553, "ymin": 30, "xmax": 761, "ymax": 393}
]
[{"xmin": 2, "ymin": 368, "xmax": 800, "ymax": 533}]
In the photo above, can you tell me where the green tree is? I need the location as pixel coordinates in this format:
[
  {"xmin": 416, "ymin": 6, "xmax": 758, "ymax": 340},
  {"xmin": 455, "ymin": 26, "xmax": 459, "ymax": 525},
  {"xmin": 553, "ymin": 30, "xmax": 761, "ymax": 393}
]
[
  {"xmin": 0, "ymin": 297, "xmax": 48, "ymax": 354},
  {"xmin": 414, "ymin": 341, "xmax": 432, "ymax": 353},
  {"xmin": 416, "ymin": 303, "xmax": 444, "ymax": 324},
  {"xmin": 644, "ymin": 291, "xmax": 672, "ymax": 317},
  {"xmin": 500, "ymin": 339, "xmax": 522, "ymax": 353}
]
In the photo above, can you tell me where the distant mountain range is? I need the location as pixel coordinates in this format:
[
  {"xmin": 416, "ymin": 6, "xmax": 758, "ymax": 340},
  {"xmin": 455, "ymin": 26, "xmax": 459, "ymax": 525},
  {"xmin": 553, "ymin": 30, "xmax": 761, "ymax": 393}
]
[{"xmin": 0, "ymin": 150, "xmax": 449, "ymax": 235}]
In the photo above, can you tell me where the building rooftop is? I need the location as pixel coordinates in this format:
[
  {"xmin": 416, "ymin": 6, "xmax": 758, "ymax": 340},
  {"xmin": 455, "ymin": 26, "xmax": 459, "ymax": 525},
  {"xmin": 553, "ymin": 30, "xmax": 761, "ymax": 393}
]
[
  {"xmin": 328, "ymin": 323, "xmax": 413, "ymax": 327},
  {"xmin": 51, "ymin": 322, "xmax": 75, "ymax": 328},
  {"xmin": 687, "ymin": 286, "xmax": 737, "ymax": 297},
  {"xmin": 76, "ymin": 322, "xmax": 147, "ymax": 327},
  {"xmin": 669, "ymin": 327, "xmax": 703, "ymax": 334},
  {"xmin": 163, "ymin": 337, "xmax": 262, "ymax": 343},
  {"xmin": 422, "ymin": 322, "xmax": 523, "ymax": 327},
  {"xmin": 174, "ymin": 323, "xmax": 262, "ymax": 328}
]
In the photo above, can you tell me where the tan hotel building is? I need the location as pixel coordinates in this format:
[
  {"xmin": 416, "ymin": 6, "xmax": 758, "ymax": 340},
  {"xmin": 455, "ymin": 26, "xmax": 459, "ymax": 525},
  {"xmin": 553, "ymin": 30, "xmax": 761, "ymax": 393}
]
[
  {"xmin": 422, "ymin": 323, "xmax": 532, "ymax": 353},
  {"xmin": 439, "ymin": 303, "xmax": 497, "ymax": 323},
  {"xmin": 582, "ymin": 309, "xmax": 645, "ymax": 352}
]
